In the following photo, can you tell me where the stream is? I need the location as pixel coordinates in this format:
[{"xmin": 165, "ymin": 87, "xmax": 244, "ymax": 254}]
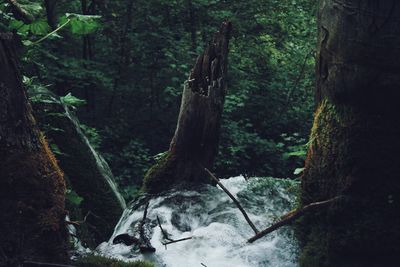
[{"xmin": 96, "ymin": 176, "xmax": 300, "ymax": 267}]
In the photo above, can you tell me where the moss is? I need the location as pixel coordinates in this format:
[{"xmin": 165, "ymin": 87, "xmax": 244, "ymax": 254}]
[
  {"xmin": 0, "ymin": 133, "xmax": 69, "ymax": 265},
  {"xmin": 33, "ymin": 99, "xmax": 123, "ymax": 245},
  {"xmin": 297, "ymin": 99, "xmax": 400, "ymax": 267},
  {"xmin": 142, "ymin": 152, "xmax": 178, "ymax": 194},
  {"xmin": 74, "ymin": 255, "xmax": 154, "ymax": 267}
]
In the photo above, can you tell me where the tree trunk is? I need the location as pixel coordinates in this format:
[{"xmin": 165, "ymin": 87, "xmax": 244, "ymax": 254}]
[
  {"xmin": 0, "ymin": 33, "xmax": 68, "ymax": 265},
  {"xmin": 298, "ymin": 1, "xmax": 400, "ymax": 267},
  {"xmin": 143, "ymin": 21, "xmax": 232, "ymax": 194},
  {"xmin": 44, "ymin": 0, "xmax": 57, "ymax": 30},
  {"xmin": 31, "ymin": 88, "xmax": 125, "ymax": 246}
]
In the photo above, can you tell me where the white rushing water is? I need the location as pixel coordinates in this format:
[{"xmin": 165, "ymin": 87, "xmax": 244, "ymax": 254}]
[{"xmin": 97, "ymin": 176, "xmax": 299, "ymax": 267}]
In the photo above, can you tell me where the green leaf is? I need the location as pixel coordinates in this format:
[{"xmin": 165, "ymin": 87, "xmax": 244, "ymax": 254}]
[
  {"xmin": 29, "ymin": 19, "xmax": 50, "ymax": 35},
  {"xmin": 294, "ymin": 167, "xmax": 305, "ymax": 175},
  {"xmin": 60, "ymin": 93, "xmax": 86, "ymax": 107},
  {"xmin": 66, "ymin": 189, "xmax": 84, "ymax": 206},
  {"xmin": 63, "ymin": 13, "xmax": 101, "ymax": 35},
  {"xmin": 287, "ymin": 150, "xmax": 307, "ymax": 157}
]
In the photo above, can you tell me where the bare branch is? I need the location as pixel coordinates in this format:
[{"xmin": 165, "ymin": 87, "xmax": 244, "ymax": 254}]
[
  {"xmin": 247, "ymin": 196, "xmax": 343, "ymax": 243},
  {"xmin": 161, "ymin": 237, "xmax": 193, "ymax": 246},
  {"xmin": 157, "ymin": 215, "xmax": 174, "ymax": 242},
  {"xmin": 204, "ymin": 167, "xmax": 259, "ymax": 234},
  {"xmin": 138, "ymin": 201, "xmax": 156, "ymax": 253}
]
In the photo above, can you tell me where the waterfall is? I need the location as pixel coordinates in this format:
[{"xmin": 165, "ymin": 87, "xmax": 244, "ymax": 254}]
[
  {"xmin": 97, "ymin": 176, "xmax": 299, "ymax": 267},
  {"xmin": 63, "ymin": 105, "xmax": 126, "ymax": 209}
]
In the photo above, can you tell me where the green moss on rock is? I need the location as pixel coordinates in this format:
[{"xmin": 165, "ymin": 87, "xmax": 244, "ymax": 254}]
[
  {"xmin": 74, "ymin": 255, "xmax": 154, "ymax": 267},
  {"xmin": 142, "ymin": 152, "xmax": 178, "ymax": 194}
]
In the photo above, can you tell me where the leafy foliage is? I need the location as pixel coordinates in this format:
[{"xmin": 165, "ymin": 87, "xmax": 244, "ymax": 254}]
[{"xmin": 1, "ymin": 0, "xmax": 316, "ymax": 196}]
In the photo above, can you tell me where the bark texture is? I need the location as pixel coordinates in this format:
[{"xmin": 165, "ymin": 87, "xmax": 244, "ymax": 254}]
[
  {"xmin": 31, "ymin": 88, "xmax": 125, "ymax": 246},
  {"xmin": 0, "ymin": 33, "xmax": 68, "ymax": 266},
  {"xmin": 143, "ymin": 21, "xmax": 232, "ymax": 193},
  {"xmin": 298, "ymin": 1, "xmax": 400, "ymax": 266}
]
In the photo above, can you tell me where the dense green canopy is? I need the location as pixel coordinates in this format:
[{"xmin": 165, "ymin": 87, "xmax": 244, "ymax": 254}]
[{"xmin": 0, "ymin": 0, "xmax": 315, "ymax": 198}]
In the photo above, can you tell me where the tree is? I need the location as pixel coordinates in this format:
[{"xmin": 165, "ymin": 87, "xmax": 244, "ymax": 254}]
[
  {"xmin": 143, "ymin": 21, "xmax": 232, "ymax": 193},
  {"xmin": 0, "ymin": 33, "xmax": 68, "ymax": 265},
  {"xmin": 298, "ymin": 1, "xmax": 400, "ymax": 266}
]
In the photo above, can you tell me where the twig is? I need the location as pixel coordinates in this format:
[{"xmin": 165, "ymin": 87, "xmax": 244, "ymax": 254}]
[
  {"xmin": 201, "ymin": 263, "xmax": 208, "ymax": 267},
  {"xmin": 157, "ymin": 215, "xmax": 192, "ymax": 248},
  {"xmin": 31, "ymin": 19, "xmax": 71, "ymax": 45},
  {"xmin": 65, "ymin": 211, "xmax": 93, "ymax": 226},
  {"xmin": 138, "ymin": 201, "xmax": 156, "ymax": 253},
  {"xmin": 204, "ymin": 167, "xmax": 259, "ymax": 234},
  {"xmin": 5, "ymin": 0, "xmax": 34, "ymax": 23},
  {"xmin": 157, "ymin": 215, "xmax": 173, "ymax": 242},
  {"xmin": 161, "ymin": 237, "xmax": 193, "ymax": 246},
  {"xmin": 285, "ymin": 49, "xmax": 314, "ymax": 104},
  {"xmin": 247, "ymin": 196, "xmax": 343, "ymax": 243},
  {"xmin": 139, "ymin": 201, "xmax": 150, "ymax": 240}
]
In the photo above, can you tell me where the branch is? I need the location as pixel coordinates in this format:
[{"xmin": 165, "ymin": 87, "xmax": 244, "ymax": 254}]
[
  {"xmin": 285, "ymin": 49, "xmax": 314, "ymax": 104},
  {"xmin": 138, "ymin": 201, "xmax": 156, "ymax": 253},
  {"xmin": 247, "ymin": 196, "xmax": 343, "ymax": 243},
  {"xmin": 65, "ymin": 211, "xmax": 94, "ymax": 226},
  {"xmin": 204, "ymin": 168, "xmax": 259, "ymax": 234},
  {"xmin": 157, "ymin": 215, "xmax": 192, "ymax": 248},
  {"xmin": 5, "ymin": 0, "xmax": 34, "ymax": 24},
  {"xmin": 157, "ymin": 215, "xmax": 173, "ymax": 242},
  {"xmin": 161, "ymin": 237, "xmax": 193, "ymax": 246},
  {"xmin": 31, "ymin": 19, "xmax": 71, "ymax": 46}
]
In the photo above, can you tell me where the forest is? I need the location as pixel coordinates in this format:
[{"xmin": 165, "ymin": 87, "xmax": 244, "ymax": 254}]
[{"xmin": 1, "ymin": 0, "xmax": 399, "ymax": 267}]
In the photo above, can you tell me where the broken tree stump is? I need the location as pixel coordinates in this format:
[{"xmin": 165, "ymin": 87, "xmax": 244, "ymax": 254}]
[{"xmin": 143, "ymin": 21, "xmax": 232, "ymax": 194}]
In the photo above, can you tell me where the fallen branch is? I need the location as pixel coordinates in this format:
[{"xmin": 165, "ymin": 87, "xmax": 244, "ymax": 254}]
[
  {"xmin": 138, "ymin": 201, "xmax": 156, "ymax": 253},
  {"xmin": 66, "ymin": 211, "xmax": 93, "ymax": 226},
  {"xmin": 139, "ymin": 201, "xmax": 150, "ymax": 240},
  {"xmin": 204, "ymin": 167, "xmax": 259, "ymax": 234},
  {"xmin": 161, "ymin": 237, "xmax": 193, "ymax": 246},
  {"xmin": 157, "ymin": 215, "xmax": 192, "ymax": 248},
  {"xmin": 157, "ymin": 215, "xmax": 173, "ymax": 242},
  {"xmin": 247, "ymin": 196, "xmax": 343, "ymax": 243},
  {"xmin": 5, "ymin": 0, "xmax": 34, "ymax": 23}
]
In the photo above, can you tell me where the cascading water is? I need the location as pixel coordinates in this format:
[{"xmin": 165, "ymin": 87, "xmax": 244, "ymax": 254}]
[
  {"xmin": 63, "ymin": 105, "xmax": 126, "ymax": 209},
  {"xmin": 97, "ymin": 176, "xmax": 299, "ymax": 267}
]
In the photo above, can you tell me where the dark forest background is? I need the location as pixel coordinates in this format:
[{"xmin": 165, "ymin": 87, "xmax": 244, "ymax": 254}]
[{"xmin": 1, "ymin": 0, "xmax": 316, "ymax": 198}]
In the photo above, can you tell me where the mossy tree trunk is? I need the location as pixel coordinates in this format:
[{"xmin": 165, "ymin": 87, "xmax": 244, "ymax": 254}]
[
  {"xmin": 144, "ymin": 22, "xmax": 232, "ymax": 193},
  {"xmin": 299, "ymin": 1, "xmax": 400, "ymax": 267},
  {"xmin": 0, "ymin": 34, "xmax": 68, "ymax": 265},
  {"xmin": 32, "ymin": 89, "xmax": 125, "ymax": 246}
]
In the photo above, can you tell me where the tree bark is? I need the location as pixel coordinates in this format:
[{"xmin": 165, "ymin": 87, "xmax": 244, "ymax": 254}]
[
  {"xmin": 0, "ymin": 33, "xmax": 68, "ymax": 265},
  {"xmin": 298, "ymin": 1, "xmax": 400, "ymax": 266},
  {"xmin": 143, "ymin": 21, "xmax": 232, "ymax": 194},
  {"xmin": 31, "ymin": 88, "xmax": 125, "ymax": 246},
  {"xmin": 44, "ymin": 0, "xmax": 57, "ymax": 30}
]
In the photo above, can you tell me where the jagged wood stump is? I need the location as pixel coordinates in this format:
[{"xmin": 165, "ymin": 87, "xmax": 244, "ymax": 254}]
[{"xmin": 144, "ymin": 22, "xmax": 232, "ymax": 193}]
